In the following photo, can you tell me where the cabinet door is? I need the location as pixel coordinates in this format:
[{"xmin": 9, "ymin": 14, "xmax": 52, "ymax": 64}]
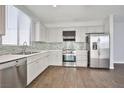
[
  {"xmin": 34, "ymin": 22, "xmax": 40, "ymax": 41},
  {"xmin": 47, "ymin": 30, "xmax": 53, "ymax": 42},
  {"xmin": 47, "ymin": 30, "xmax": 62, "ymax": 42},
  {"xmin": 49, "ymin": 51, "xmax": 62, "ymax": 66},
  {"xmin": 35, "ymin": 58, "xmax": 42, "ymax": 77},
  {"xmin": 38, "ymin": 54, "xmax": 48, "ymax": 72},
  {"xmin": 56, "ymin": 30, "xmax": 63, "ymax": 42},
  {"xmin": 54, "ymin": 51, "xmax": 62, "ymax": 66},
  {"xmin": 0, "ymin": 5, "xmax": 5, "ymax": 35},
  {"xmin": 87, "ymin": 26, "xmax": 104, "ymax": 33},
  {"xmin": 48, "ymin": 52, "xmax": 53, "ymax": 65},
  {"xmin": 35, "ymin": 53, "xmax": 49, "ymax": 77},
  {"xmin": 50, "ymin": 51, "xmax": 56, "ymax": 65},
  {"xmin": 77, "ymin": 61, "xmax": 84, "ymax": 67},
  {"xmin": 76, "ymin": 28, "xmax": 86, "ymax": 42},
  {"xmin": 34, "ymin": 22, "xmax": 46, "ymax": 42},
  {"xmin": 40, "ymin": 26, "xmax": 46, "ymax": 42},
  {"xmin": 27, "ymin": 62, "xmax": 37, "ymax": 85},
  {"xmin": 27, "ymin": 53, "xmax": 49, "ymax": 85},
  {"xmin": 76, "ymin": 50, "xmax": 88, "ymax": 67},
  {"xmin": 44, "ymin": 54, "xmax": 49, "ymax": 68}
]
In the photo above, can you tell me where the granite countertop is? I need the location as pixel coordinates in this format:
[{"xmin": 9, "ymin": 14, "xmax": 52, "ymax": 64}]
[{"xmin": 0, "ymin": 51, "xmax": 48, "ymax": 64}]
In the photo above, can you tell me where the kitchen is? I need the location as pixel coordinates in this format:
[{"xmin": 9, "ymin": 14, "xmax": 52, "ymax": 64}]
[{"xmin": 0, "ymin": 5, "xmax": 124, "ymax": 88}]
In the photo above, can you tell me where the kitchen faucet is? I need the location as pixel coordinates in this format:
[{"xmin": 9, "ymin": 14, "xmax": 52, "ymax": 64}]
[{"xmin": 22, "ymin": 41, "xmax": 28, "ymax": 54}]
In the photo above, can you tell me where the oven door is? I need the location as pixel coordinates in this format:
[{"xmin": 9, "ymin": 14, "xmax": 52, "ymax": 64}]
[{"xmin": 63, "ymin": 54, "xmax": 76, "ymax": 62}]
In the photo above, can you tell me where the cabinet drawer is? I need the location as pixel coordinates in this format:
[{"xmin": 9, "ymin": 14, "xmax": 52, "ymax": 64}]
[
  {"xmin": 76, "ymin": 53, "xmax": 87, "ymax": 56},
  {"xmin": 77, "ymin": 56, "xmax": 87, "ymax": 61},
  {"xmin": 27, "ymin": 52, "xmax": 48, "ymax": 64},
  {"xmin": 77, "ymin": 58, "xmax": 87, "ymax": 61},
  {"xmin": 27, "ymin": 54, "xmax": 41, "ymax": 63},
  {"xmin": 76, "ymin": 61, "xmax": 87, "ymax": 67}
]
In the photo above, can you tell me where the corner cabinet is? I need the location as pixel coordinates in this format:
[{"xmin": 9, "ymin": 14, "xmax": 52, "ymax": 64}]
[{"xmin": 0, "ymin": 5, "xmax": 5, "ymax": 35}]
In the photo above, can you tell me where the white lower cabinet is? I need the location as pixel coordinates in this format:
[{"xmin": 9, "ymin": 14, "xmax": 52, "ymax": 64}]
[
  {"xmin": 27, "ymin": 52, "xmax": 49, "ymax": 85},
  {"xmin": 27, "ymin": 50, "xmax": 88, "ymax": 85},
  {"xmin": 48, "ymin": 50, "xmax": 62, "ymax": 66},
  {"xmin": 27, "ymin": 51, "xmax": 62, "ymax": 85},
  {"xmin": 76, "ymin": 50, "xmax": 88, "ymax": 67},
  {"xmin": 27, "ymin": 62, "xmax": 37, "ymax": 85}
]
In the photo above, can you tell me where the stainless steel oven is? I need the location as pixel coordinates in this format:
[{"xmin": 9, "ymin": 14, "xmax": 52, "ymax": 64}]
[
  {"xmin": 63, "ymin": 54, "xmax": 76, "ymax": 62},
  {"xmin": 63, "ymin": 49, "xmax": 76, "ymax": 67}
]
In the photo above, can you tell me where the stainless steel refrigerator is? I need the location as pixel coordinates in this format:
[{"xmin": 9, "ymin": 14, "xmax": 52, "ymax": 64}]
[{"xmin": 88, "ymin": 34, "xmax": 110, "ymax": 69}]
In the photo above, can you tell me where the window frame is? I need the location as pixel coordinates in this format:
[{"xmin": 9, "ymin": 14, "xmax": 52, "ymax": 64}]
[{"xmin": 2, "ymin": 5, "xmax": 32, "ymax": 46}]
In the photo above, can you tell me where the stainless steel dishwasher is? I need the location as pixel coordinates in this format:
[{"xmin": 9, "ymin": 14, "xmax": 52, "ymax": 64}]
[{"xmin": 0, "ymin": 58, "xmax": 27, "ymax": 88}]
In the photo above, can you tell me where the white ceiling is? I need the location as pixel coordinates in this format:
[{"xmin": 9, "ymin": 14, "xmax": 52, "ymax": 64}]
[{"xmin": 25, "ymin": 5, "xmax": 124, "ymax": 24}]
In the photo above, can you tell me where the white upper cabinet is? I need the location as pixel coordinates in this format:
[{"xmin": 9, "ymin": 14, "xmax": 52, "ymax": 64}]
[
  {"xmin": 40, "ymin": 26, "xmax": 46, "ymax": 42},
  {"xmin": 76, "ymin": 26, "xmax": 104, "ymax": 42},
  {"xmin": 34, "ymin": 21, "xmax": 46, "ymax": 42},
  {"xmin": 87, "ymin": 26, "xmax": 104, "ymax": 33},
  {"xmin": 46, "ymin": 26, "xmax": 104, "ymax": 43},
  {"xmin": 0, "ymin": 5, "xmax": 5, "ymax": 35},
  {"xmin": 47, "ymin": 28, "xmax": 63, "ymax": 42},
  {"xmin": 76, "ymin": 27, "xmax": 87, "ymax": 42}
]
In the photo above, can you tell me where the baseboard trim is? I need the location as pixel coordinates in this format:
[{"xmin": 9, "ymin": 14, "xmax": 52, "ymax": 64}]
[{"xmin": 114, "ymin": 61, "xmax": 124, "ymax": 64}]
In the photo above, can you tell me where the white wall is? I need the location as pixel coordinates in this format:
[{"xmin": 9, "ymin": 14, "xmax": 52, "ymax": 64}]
[
  {"xmin": 102, "ymin": 15, "xmax": 115, "ymax": 69},
  {"xmin": 114, "ymin": 22, "xmax": 124, "ymax": 63},
  {"xmin": 104, "ymin": 17, "xmax": 109, "ymax": 33},
  {"xmin": 109, "ymin": 15, "xmax": 114, "ymax": 69}
]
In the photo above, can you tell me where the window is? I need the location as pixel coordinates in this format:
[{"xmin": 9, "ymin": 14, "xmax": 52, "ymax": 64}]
[
  {"xmin": 2, "ymin": 5, "xmax": 31, "ymax": 45},
  {"xmin": 2, "ymin": 6, "xmax": 18, "ymax": 45},
  {"xmin": 18, "ymin": 9, "xmax": 31, "ymax": 45}
]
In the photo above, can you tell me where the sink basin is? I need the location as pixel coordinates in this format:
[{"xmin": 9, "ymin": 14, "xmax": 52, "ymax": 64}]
[{"xmin": 13, "ymin": 52, "xmax": 38, "ymax": 55}]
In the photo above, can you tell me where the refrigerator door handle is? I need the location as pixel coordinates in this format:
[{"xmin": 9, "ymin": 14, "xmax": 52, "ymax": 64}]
[
  {"xmin": 97, "ymin": 38, "xmax": 100, "ymax": 56},
  {"xmin": 98, "ymin": 49, "xmax": 100, "ymax": 56}
]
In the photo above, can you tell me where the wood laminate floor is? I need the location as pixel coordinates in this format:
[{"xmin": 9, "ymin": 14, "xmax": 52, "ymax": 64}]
[{"xmin": 28, "ymin": 64, "xmax": 124, "ymax": 88}]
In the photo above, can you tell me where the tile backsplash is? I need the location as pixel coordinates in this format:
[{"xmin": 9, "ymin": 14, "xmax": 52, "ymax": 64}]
[
  {"xmin": 32, "ymin": 41, "xmax": 87, "ymax": 50},
  {"xmin": 0, "ymin": 41, "xmax": 87, "ymax": 55},
  {"xmin": 0, "ymin": 45, "xmax": 38, "ymax": 55},
  {"xmin": 63, "ymin": 42, "xmax": 86, "ymax": 50}
]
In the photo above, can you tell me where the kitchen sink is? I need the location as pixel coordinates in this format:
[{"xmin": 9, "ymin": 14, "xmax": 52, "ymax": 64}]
[{"xmin": 13, "ymin": 52, "xmax": 38, "ymax": 55}]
